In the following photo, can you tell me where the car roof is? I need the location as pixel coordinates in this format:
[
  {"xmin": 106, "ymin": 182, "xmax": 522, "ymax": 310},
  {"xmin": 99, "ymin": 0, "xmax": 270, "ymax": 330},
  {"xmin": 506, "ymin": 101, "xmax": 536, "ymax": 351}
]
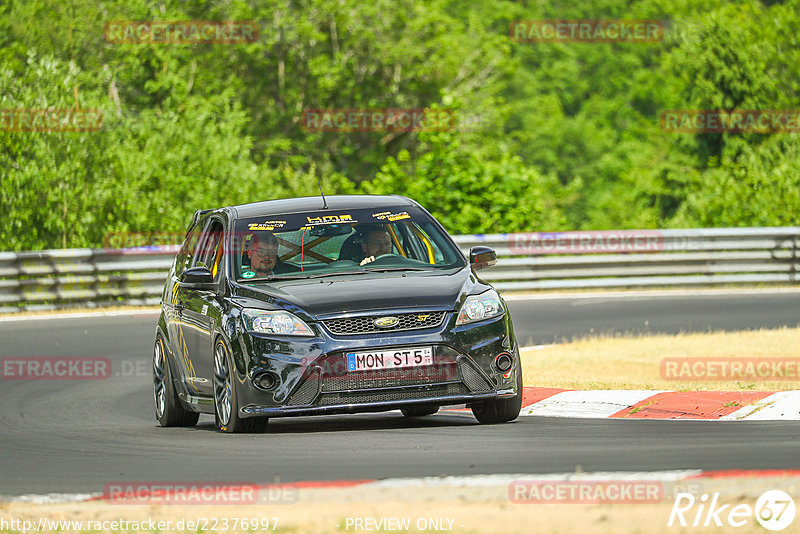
[{"xmin": 227, "ymin": 194, "xmax": 418, "ymax": 219}]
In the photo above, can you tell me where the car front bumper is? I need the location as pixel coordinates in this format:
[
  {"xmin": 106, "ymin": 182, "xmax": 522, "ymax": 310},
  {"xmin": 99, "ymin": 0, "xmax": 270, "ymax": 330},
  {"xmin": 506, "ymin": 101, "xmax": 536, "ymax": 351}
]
[{"xmin": 230, "ymin": 311, "xmax": 519, "ymax": 419}]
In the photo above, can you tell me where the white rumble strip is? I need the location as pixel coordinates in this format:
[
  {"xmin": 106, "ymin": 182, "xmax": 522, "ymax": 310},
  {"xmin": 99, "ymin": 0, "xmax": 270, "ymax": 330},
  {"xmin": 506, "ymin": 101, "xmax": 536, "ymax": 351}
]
[
  {"xmin": 720, "ymin": 391, "xmax": 800, "ymax": 421},
  {"xmin": 519, "ymin": 390, "xmax": 666, "ymax": 418}
]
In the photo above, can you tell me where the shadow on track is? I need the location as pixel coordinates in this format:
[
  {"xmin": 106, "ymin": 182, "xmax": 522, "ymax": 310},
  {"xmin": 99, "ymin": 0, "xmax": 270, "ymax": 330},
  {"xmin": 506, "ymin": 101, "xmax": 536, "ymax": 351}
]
[{"xmin": 174, "ymin": 411, "xmax": 479, "ymax": 434}]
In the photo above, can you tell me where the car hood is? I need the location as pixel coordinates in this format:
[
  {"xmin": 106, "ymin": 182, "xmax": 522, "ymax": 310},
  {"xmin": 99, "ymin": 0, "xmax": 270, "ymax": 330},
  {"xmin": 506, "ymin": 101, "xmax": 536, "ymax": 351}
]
[{"xmin": 232, "ymin": 268, "xmax": 485, "ymax": 320}]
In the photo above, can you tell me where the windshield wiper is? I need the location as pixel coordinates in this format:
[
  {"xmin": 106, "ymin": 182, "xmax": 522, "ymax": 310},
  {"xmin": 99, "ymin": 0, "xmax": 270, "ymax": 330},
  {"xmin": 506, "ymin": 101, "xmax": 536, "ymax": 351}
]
[
  {"xmin": 363, "ymin": 266, "xmax": 428, "ymax": 272},
  {"xmin": 305, "ymin": 270, "xmax": 370, "ymax": 278},
  {"xmin": 254, "ymin": 270, "xmax": 369, "ymax": 281},
  {"xmin": 242, "ymin": 274, "xmax": 310, "ymax": 282},
  {"xmin": 245, "ymin": 267, "xmax": 424, "ymax": 282}
]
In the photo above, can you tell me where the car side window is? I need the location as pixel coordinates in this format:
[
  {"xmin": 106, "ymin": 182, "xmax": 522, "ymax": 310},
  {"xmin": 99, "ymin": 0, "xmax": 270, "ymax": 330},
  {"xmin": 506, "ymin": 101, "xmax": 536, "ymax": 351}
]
[
  {"xmin": 175, "ymin": 223, "xmax": 203, "ymax": 277},
  {"xmin": 194, "ymin": 220, "xmax": 225, "ymax": 279},
  {"xmin": 413, "ymin": 223, "xmax": 447, "ymax": 264},
  {"xmin": 394, "ymin": 221, "xmax": 444, "ymax": 265}
]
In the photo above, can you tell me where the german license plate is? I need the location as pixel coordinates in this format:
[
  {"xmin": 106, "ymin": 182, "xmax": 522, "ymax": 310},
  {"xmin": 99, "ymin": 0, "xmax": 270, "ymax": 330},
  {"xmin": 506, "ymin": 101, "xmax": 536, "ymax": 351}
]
[{"xmin": 346, "ymin": 347, "xmax": 433, "ymax": 372}]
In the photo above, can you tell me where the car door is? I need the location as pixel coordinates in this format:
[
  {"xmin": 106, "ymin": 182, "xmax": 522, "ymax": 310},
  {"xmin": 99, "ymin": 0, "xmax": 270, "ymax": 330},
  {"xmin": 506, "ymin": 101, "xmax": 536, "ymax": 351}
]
[
  {"xmin": 176, "ymin": 217, "xmax": 226, "ymax": 397},
  {"xmin": 165, "ymin": 219, "xmax": 204, "ymax": 397}
]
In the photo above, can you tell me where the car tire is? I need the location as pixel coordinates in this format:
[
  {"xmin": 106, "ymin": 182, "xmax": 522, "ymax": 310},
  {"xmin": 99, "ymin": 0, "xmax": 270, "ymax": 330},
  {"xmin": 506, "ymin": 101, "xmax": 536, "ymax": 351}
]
[
  {"xmin": 153, "ymin": 336, "xmax": 199, "ymax": 427},
  {"xmin": 471, "ymin": 360, "xmax": 523, "ymax": 424},
  {"xmin": 401, "ymin": 405, "xmax": 439, "ymax": 417},
  {"xmin": 213, "ymin": 338, "xmax": 268, "ymax": 434}
]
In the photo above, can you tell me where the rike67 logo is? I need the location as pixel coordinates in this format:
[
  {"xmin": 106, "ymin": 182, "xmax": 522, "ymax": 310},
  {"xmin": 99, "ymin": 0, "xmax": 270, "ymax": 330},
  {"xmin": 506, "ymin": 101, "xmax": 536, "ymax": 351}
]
[{"xmin": 668, "ymin": 490, "xmax": 796, "ymax": 531}]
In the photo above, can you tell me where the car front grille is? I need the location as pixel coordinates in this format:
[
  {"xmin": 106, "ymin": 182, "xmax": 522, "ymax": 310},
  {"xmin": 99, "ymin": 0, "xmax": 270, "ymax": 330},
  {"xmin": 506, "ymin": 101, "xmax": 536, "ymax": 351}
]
[
  {"xmin": 285, "ymin": 369, "xmax": 321, "ymax": 406},
  {"xmin": 321, "ymin": 362, "xmax": 459, "ymax": 392},
  {"xmin": 318, "ymin": 383, "xmax": 469, "ymax": 406},
  {"xmin": 459, "ymin": 358, "xmax": 494, "ymax": 393},
  {"xmin": 323, "ymin": 311, "xmax": 447, "ymax": 335},
  {"xmin": 283, "ymin": 349, "xmax": 494, "ymax": 408}
]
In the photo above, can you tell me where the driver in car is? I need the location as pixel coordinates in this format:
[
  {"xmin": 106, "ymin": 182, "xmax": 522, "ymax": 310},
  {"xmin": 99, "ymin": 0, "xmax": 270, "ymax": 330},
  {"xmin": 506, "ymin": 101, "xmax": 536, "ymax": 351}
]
[
  {"xmin": 244, "ymin": 231, "xmax": 300, "ymax": 277},
  {"xmin": 360, "ymin": 227, "xmax": 394, "ymax": 266}
]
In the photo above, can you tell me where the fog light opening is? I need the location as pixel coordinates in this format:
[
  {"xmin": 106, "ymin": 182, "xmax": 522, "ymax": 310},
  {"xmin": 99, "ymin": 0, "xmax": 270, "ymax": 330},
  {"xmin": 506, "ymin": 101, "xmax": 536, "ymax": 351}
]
[
  {"xmin": 253, "ymin": 371, "xmax": 278, "ymax": 391},
  {"xmin": 495, "ymin": 352, "xmax": 513, "ymax": 373}
]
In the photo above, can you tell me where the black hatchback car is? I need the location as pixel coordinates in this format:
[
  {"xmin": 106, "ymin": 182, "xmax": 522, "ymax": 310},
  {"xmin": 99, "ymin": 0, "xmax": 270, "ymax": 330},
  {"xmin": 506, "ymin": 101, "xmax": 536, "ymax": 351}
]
[{"xmin": 153, "ymin": 195, "xmax": 522, "ymax": 432}]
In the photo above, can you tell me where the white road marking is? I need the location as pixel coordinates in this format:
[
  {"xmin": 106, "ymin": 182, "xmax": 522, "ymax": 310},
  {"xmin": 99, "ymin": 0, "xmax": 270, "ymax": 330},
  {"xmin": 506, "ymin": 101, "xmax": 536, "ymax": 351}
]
[
  {"xmin": 0, "ymin": 309, "xmax": 160, "ymax": 322},
  {"xmin": 0, "ymin": 471, "xmax": 705, "ymax": 502},
  {"xmin": 503, "ymin": 287, "xmax": 800, "ymax": 301},
  {"xmin": 0, "ymin": 493, "xmax": 99, "ymax": 504},
  {"xmin": 367, "ymin": 470, "xmax": 704, "ymax": 488}
]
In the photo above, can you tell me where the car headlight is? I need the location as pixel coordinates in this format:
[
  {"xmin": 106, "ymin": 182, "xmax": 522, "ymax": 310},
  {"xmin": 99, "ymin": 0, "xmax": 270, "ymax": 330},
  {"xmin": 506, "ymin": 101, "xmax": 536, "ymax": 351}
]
[
  {"xmin": 456, "ymin": 290, "xmax": 504, "ymax": 326},
  {"xmin": 241, "ymin": 309, "xmax": 314, "ymax": 336}
]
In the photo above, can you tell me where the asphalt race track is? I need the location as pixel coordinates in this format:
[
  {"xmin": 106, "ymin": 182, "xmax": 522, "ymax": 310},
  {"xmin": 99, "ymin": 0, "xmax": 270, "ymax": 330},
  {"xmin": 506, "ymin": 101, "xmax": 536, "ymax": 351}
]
[
  {"xmin": 1, "ymin": 290, "xmax": 799, "ymax": 497},
  {"xmin": 507, "ymin": 289, "xmax": 800, "ymax": 345}
]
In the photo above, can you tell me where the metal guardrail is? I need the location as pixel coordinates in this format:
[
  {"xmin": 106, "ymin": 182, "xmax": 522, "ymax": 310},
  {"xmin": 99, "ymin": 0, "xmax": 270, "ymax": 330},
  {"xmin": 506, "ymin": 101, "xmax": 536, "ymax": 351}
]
[
  {"xmin": 1, "ymin": 227, "xmax": 798, "ymax": 313},
  {"xmin": 0, "ymin": 247, "xmax": 178, "ymax": 313},
  {"xmin": 455, "ymin": 227, "xmax": 800, "ymax": 291}
]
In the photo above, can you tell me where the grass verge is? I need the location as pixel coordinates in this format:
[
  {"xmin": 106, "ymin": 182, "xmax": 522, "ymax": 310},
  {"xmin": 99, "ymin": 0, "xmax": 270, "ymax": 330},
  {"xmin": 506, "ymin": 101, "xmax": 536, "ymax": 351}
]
[{"xmin": 521, "ymin": 327, "xmax": 800, "ymax": 391}]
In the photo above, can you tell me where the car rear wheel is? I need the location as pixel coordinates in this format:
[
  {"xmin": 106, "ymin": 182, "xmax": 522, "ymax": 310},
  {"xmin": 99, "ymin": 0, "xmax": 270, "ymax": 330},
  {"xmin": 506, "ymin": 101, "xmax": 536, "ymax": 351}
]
[
  {"xmin": 471, "ymin": 360, "xmax": 523, "ymax": 424},
  {"xmin": 213, "ymin": 338, "xmax": 268, "ymax": 433},
  {"xmin": 401, "ymin": 405, "xmax": 439, "ymax": 417},
  {"xmin": 153, "ymin": 336, "xmax": 199, "ymax": 427}
]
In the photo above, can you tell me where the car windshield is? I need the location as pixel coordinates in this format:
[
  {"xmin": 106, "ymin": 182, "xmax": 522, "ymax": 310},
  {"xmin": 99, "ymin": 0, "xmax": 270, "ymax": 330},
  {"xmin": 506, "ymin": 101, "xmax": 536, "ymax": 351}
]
[{"xmin": 231, "ymin": 205, "xmax": 466, "ymax": 281}]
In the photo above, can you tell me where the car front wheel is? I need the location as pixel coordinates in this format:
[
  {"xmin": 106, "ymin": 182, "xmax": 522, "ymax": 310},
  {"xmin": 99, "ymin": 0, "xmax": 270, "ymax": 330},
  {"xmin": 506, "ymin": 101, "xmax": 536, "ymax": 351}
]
[
  {"xmin": 213, "ymin": 338, "xmax": 268, "ymax": 433},
  {"xmin": 471, "ymin": 360, "xmax": 523, "ymax": 424}
]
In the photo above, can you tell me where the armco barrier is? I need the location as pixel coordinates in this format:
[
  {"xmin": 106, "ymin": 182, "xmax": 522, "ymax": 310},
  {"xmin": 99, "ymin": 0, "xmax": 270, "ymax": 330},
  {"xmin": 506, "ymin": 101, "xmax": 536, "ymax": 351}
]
[
  {"xmin": 0, "ymin": 246, "xmax": 178, "ymax": 313},
  {"xmin": 454, "ymin": 227, "xmax": 800, "ymax": 291},
  {"xmin": 1, "ymin": 227, "xmax": 798, "ymax": 313}
]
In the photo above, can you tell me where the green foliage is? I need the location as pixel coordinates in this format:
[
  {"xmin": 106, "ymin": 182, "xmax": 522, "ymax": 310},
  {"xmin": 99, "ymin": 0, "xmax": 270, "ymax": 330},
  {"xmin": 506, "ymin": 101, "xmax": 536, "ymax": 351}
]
[
  {"xmin": 1, "ymin": 0, "xmax": 799, "ymax": 251},
  {"xmin": 362, "ymin": 123, "xmax": 573, "ymax": 234}
]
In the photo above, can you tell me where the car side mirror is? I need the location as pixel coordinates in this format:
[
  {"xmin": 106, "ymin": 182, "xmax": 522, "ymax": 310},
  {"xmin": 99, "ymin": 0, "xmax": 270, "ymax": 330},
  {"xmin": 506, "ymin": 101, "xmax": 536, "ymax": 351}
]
[
  {"xmin": 469, "ymin": 246, "xmax": 497, "ymax": 270},
  {"xmin": 179, "ymin": 266, "xmax": 215, "ymax": 289}
]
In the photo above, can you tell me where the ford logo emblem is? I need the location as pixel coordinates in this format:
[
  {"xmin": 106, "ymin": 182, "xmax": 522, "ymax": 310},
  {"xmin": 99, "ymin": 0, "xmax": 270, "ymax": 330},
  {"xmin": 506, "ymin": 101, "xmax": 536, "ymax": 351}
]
[{"xmin": 374, "ymin": 316, "xmax": 400, "ymax": 328}]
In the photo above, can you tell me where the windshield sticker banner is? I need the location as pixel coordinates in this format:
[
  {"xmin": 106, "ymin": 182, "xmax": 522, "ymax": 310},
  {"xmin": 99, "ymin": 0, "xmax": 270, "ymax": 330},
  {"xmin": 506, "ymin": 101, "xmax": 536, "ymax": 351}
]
[
  {"xmin": 248, "ymin": 220, "xmax": 286, "ymax": 231},
  {"xmin": 372, "ymin": 211, "xmax": 411, "ymax": 222},
  {"xmin": 306, "ymin": 214, "xmax": 354, "ymax": 226}
]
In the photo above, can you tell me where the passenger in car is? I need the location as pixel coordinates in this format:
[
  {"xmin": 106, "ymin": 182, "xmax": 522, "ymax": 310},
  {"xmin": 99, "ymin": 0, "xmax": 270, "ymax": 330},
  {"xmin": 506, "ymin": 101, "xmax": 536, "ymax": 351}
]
[{"xmin": 359, "ymin": 227, "xmax": 393, "ymax": 265}]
